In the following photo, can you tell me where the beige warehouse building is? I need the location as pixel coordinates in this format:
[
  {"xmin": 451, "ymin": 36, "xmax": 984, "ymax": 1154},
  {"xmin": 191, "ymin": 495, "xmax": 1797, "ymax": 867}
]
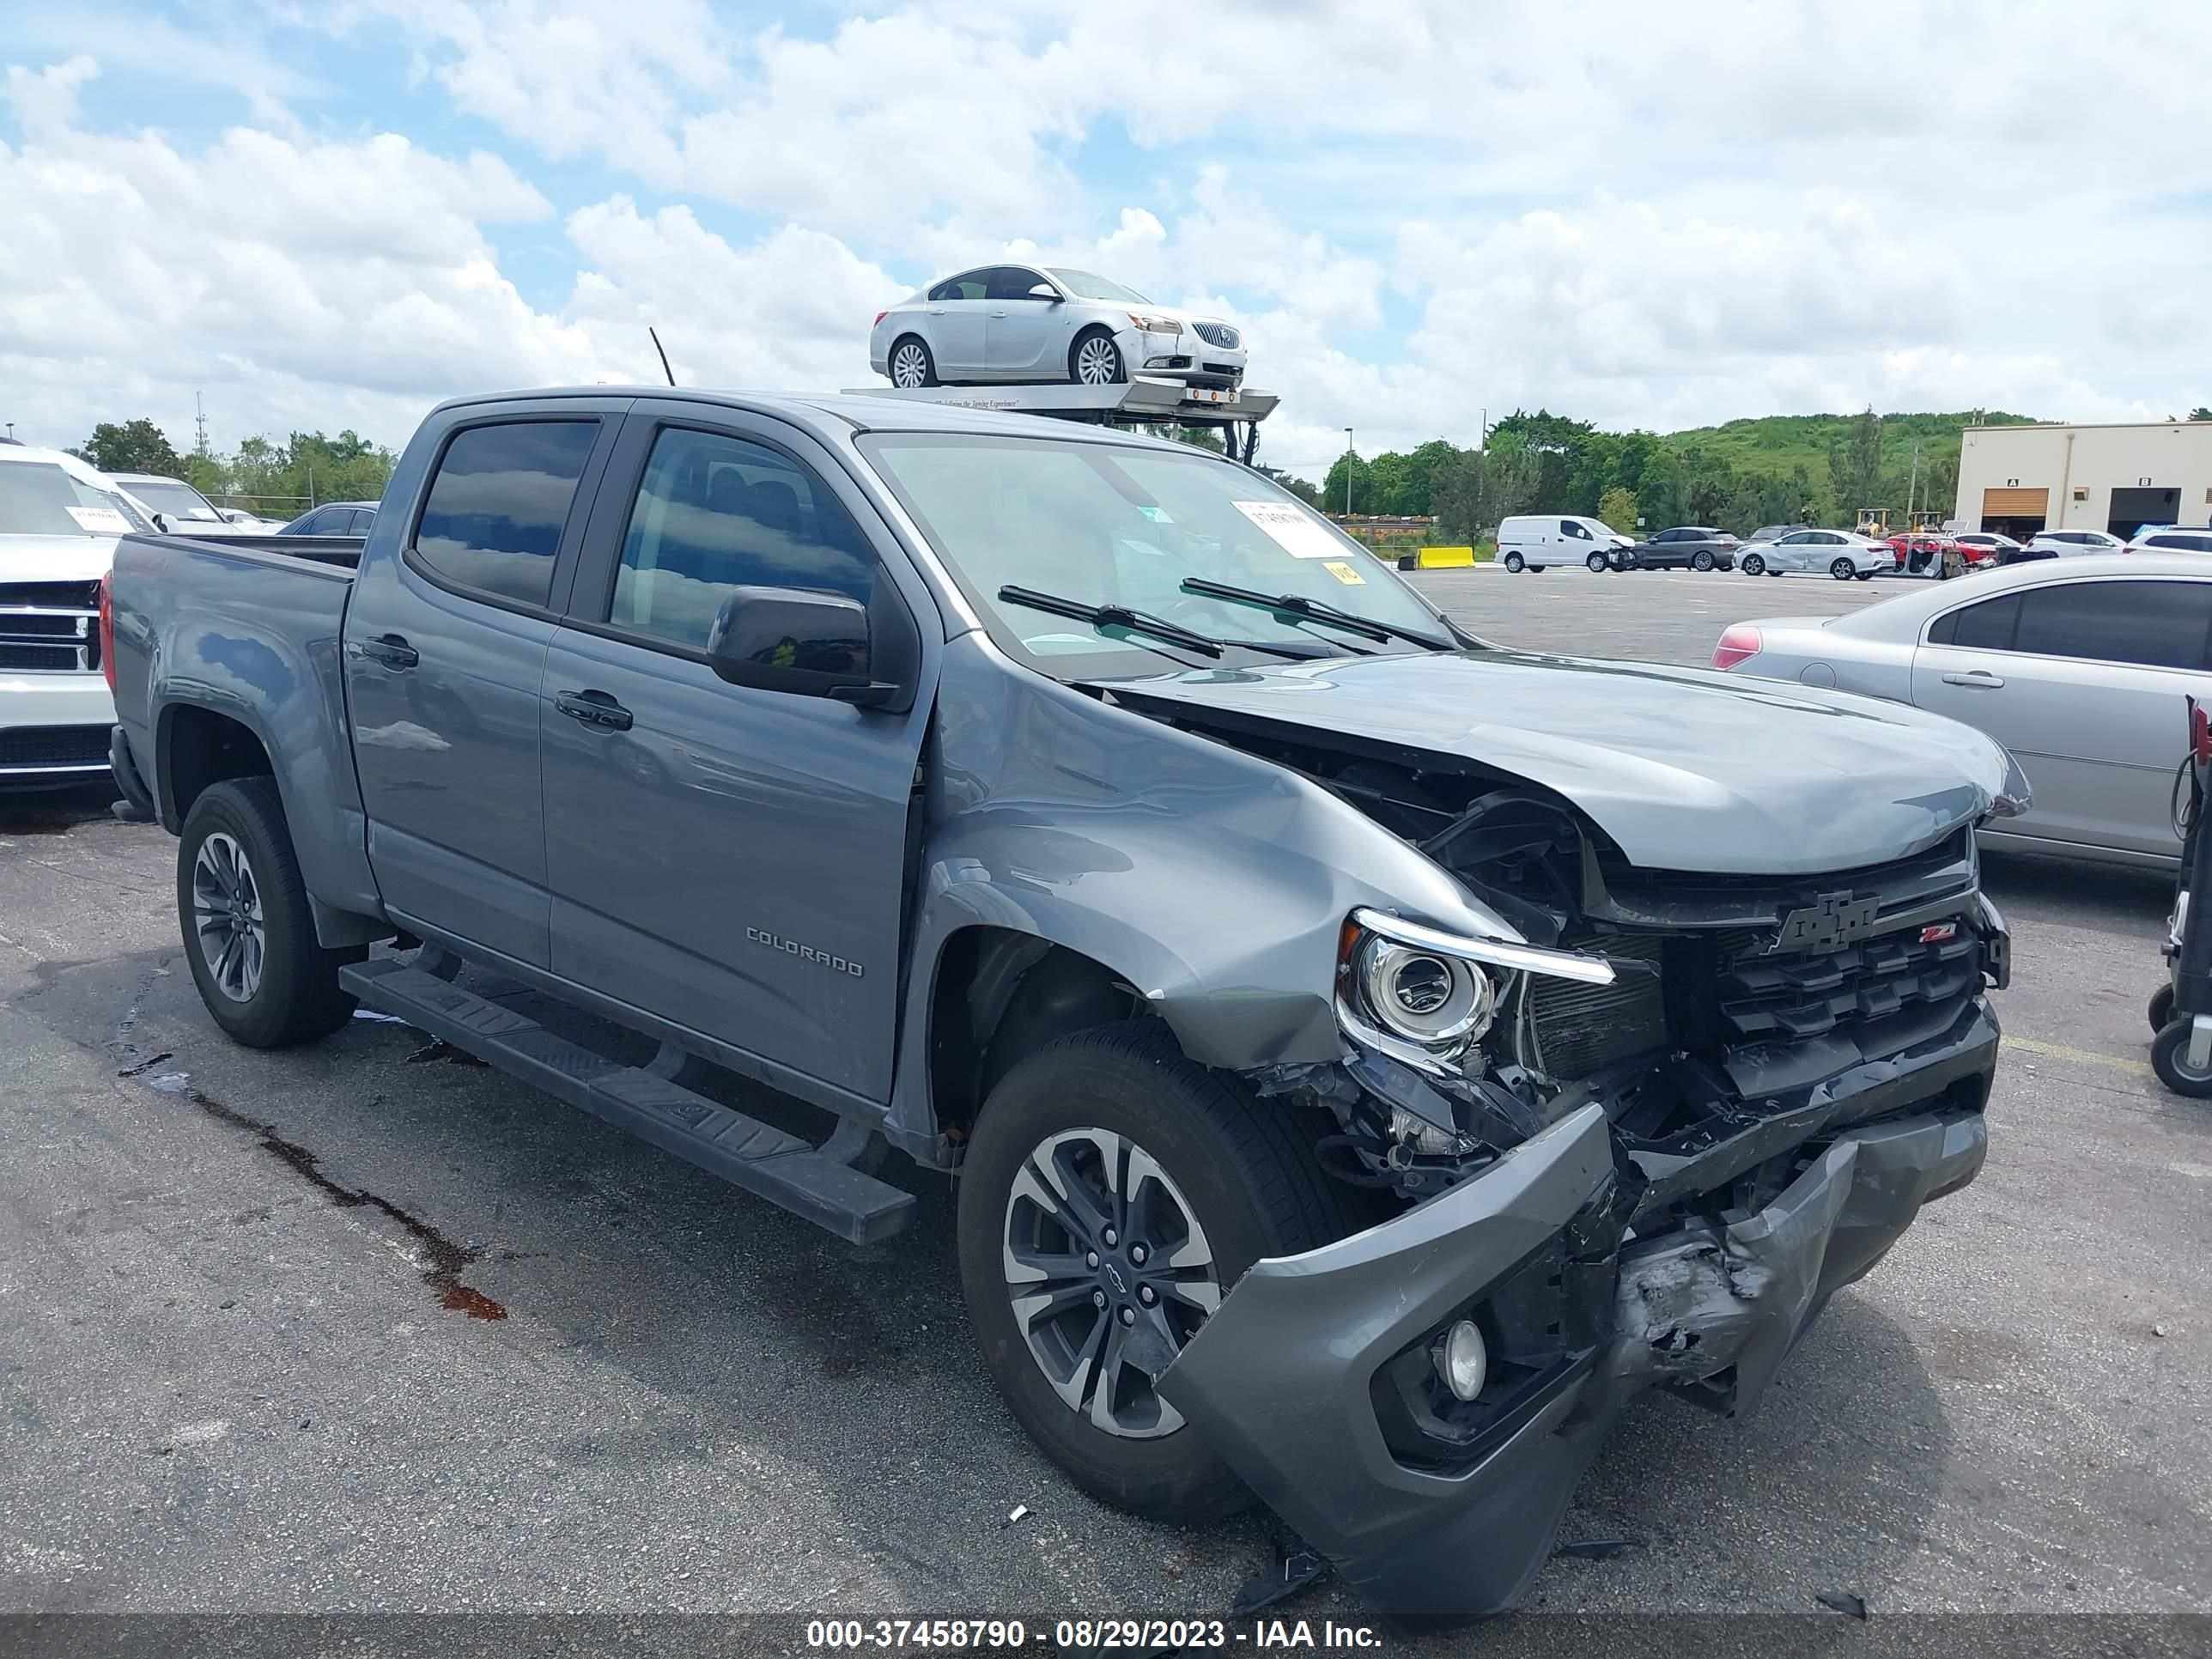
[{"xmin": 1955, "ymin": 420, "xmax": 2212, "ymax": 541}]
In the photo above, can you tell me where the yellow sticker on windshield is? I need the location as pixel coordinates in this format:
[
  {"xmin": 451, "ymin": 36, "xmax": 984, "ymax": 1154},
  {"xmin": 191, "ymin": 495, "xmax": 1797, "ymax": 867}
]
[{"xmin": 1321, "ymin": 561, "xmax": 1365, "ymax": 586}]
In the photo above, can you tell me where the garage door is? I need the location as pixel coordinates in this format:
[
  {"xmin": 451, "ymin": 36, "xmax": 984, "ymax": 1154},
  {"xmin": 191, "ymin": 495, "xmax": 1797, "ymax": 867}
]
[{"xmin": 1982, "ymin": 486, "xmax": 2050, "ymax": 519}]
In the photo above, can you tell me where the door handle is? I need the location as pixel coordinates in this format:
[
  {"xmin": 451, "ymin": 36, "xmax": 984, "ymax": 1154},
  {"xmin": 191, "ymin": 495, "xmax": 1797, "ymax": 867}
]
[
  {"xmin": 554, "ymin": 690, "xmax": 634, "ymax": 732},
  {"xmin": 353, "ymin": 633, "xmax": 418, "ymax": 669},
  {"xmin": 988, "ymin": 309, "xmax": 1007, "ymax": 318},
  {"xmin": 1942, "ymin": 669, "xmax": 2005, "ymax": 689}
]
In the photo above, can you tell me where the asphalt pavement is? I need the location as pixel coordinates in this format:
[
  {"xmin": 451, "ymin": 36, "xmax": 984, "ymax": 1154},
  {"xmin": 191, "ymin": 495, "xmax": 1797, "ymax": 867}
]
[{"xmin": 3, "ymin": 564, "xmax": 2207, "ymax": 1650}]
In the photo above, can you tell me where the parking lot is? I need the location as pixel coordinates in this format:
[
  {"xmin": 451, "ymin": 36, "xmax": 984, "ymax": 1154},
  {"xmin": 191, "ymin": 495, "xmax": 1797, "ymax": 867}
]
[{"xmin": 3, "ymin": 565, "xmax": 2208, "ymax": 1648}]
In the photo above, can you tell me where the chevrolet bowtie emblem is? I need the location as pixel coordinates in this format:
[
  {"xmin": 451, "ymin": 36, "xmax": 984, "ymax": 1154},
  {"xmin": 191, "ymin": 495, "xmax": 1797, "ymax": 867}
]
[{"xmin": 1769, "ymin": 891, "xmax": 1881, "ymax": 954}]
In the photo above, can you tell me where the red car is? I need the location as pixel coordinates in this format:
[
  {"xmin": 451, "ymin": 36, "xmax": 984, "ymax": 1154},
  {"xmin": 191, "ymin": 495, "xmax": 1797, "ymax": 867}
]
[{"xmin": 1885, "ymin": 533, "xmax": 1989, "ymax": 576}]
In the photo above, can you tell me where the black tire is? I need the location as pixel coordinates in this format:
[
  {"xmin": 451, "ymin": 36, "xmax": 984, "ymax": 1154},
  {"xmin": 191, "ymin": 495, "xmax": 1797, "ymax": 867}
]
[
  {"xmin": 2151, "ymin": 1018, "xmax": 2212, "ymax": 1098},
  {"xmin": 1691, "ymin": 550, "xmax": 1716, "ymax": 572},
  {"xmin": 1530, "ymin": 564, "xmax": 1547, "ymax": 573},
  {"xmin": 1070, "ymin": 329, "xmax": 1126, "ymax": 386},
  {"xmin": 2149, "ymin": 983, "xmax": 2176, "ymax": 1035},
  {"xmin": 1586, "ymin": 551, "xmax": 1609, "ymax": 573},
  {"xmin": 176, "ymin": 777, "xmax": 363, "ymax": 1048},
  {"xmin": 1855, "ymin": 569, "xmax": 1876, "ymax": 581},
  {"xmin": 957, "ymin": 1023, "xmax": 1351, "ymax": 1522},
  {"xmin": 1741, "ymin": 553, "xmax": 1765, "ymax": 576},
  {"xmin": 1503, "ymin": 551, "xmax": 1524, "ymax": 573},
  {"xmin": 1831, "ymin": 557, "xmax": 1856, "ymax": 580},
  {"xmin": 1771, "ymin": 567, "xmax": 1785, "ymax": 576},
  {"xmin": 887, "ymin": 335, "xmax": 938, "ymax": 389}
]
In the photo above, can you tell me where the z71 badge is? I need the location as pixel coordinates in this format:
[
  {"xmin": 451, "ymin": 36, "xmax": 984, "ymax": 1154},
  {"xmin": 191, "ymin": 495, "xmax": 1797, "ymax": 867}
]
[{"xmin": 1769, "ymin": 891, "xmax": 1881, "ymax": 954}]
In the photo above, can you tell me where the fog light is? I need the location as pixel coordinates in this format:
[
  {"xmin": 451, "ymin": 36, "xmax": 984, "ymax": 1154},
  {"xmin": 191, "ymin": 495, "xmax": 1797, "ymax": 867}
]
[{"xmin": 1434, "ymin": 1318, "xmax": 1487, "ymax": 1401}]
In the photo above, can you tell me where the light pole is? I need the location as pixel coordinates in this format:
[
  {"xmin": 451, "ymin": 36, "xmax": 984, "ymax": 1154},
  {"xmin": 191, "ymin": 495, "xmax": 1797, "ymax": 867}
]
[{"xmin": 1341, "ymin": 428, "xmax": 1354, "ymax": 521}]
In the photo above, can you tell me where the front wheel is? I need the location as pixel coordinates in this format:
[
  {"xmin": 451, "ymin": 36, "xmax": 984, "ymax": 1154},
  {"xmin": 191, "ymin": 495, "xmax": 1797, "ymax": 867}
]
[
  {"xmin": 957, "ymin": 1024, "xmax": 1347, "ymax": 1521},
  {"xmin": 2150, "ymin": 983, "xmax": 2176, "ymax": 1034},
  {"xmin": 1586, "ymin": 551, "xmax": 1609, "ymax": 573},
  {"xmin": 1831, "ymin": 557, "xmax": 1856, "ymax": 580},
  {"xmin": 1691, "ymin": 550, "xmax": 1715, "ymax": 572},
  {"xmin": 1504, "ymin": 551, "xmax": 1524, "ymax": 573},
  {"xmin": 1071, "ymin": 330, "xmax": 1126, "ymax": 386},
  {"xmin": 1855, "ymin": 569, "xmax": 1876, "ymax": 581},
  {"xmin": 177, "ymin": 778, "xmax": 363, "ymax": 1047},
  {"xmin": 1741, "ymin": 553, "xmax": 1765, "ymax": 576},
  {"xmin": 2151, "ymin": 1018, "xmax": 2212, "ymax": 1098}
]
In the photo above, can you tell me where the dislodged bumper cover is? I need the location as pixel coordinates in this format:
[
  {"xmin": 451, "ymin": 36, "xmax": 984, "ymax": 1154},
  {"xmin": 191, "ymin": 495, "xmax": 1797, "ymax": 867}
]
[
  {"xmin": 1155, "ymin": 1104, "xmax": 1617, "ymax": 1620},
  {"xmin": 1158, "ymin": 1103, "xmax": 1988, "ymax": 1622}
]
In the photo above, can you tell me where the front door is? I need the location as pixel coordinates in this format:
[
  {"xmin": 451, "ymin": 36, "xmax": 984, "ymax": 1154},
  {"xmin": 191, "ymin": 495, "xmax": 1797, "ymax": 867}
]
[
  {"xmin": 925, "ymin": 271, "xmax": 991, "ymax": 380},
  {"xmin": 986, "ymin": 266, "xmax": 1064, "ymax": 378},
  {"xmin": 343, "ymin": 409, "xmax": 621, "ymax": 966},
  {"xmin": 1912, "ymin": 576, "xmax": 2212, "ymax": 859},
  {"xmin": 539, "ymin": 404, "xmax": 935, "ymax": 1103}
]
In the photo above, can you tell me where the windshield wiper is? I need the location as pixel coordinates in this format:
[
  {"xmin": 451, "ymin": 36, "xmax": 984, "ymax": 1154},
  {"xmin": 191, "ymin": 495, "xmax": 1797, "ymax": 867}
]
[
  {"xmin": 1178, "ymin": 578, "xmax": 1455, "ymax": 651},
  {"xmin": 998, "ymin": 586, "xmax": 1337, "ymax": 662}
]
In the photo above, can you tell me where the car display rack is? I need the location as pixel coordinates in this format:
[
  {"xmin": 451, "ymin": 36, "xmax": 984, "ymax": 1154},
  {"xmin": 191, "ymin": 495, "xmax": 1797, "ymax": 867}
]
[{"xmin": 841, "ymin": 374, "xmax": 1279, "ymax": 464}]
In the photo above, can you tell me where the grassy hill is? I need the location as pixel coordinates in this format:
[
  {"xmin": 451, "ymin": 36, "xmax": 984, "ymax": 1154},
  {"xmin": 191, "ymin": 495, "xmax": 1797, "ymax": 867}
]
[{"xmin": 1659, "ymin": 410, "xmax": 2043, "ymax": 477}]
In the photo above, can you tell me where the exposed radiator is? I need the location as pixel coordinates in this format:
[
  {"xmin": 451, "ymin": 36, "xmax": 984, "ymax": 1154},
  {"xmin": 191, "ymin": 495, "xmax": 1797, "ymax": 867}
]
[{"xmin": 1528, "ymin": 934, "xmax": 1668, "ymax": 1078}]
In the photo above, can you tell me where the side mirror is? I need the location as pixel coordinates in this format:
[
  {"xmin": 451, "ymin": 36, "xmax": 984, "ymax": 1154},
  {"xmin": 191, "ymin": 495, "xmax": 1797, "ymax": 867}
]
[
  {"xmin": 1026, "ymin": 283, "xmax": 1062, "ymax": 303},
  {"xmin": 707, "ymin": 585, "xmax": 905, "ymax": 708},
  {"xmin": 151, "ymin": 512, "xmax": 172, "ymax": 534}
]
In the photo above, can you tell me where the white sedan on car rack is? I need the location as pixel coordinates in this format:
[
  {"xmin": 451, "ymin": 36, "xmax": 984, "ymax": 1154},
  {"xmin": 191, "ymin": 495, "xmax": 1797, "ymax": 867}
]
[{"xmin": 871, "ymin": 264, "xmax": 1246, "ymax": 395}]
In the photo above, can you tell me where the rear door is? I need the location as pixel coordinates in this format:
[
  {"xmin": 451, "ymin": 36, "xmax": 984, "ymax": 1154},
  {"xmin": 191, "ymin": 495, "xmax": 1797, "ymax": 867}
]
[
  {"xmin": 538, "ymin": 402, "xmax": 936, "ymax": 1103},
  {"xmin": 1911, "ymin": 577, "xmax": 2212, "ymax": 857},
  {"xmin": 985, "ymin": 266, "xmax": 1065, "ymax": 378},
  {"xmin": 344, "ymin": 404, "xmax": 624, "ymax": 966},
  {"xmin": 925, "ymin": 271, "xmax": 991, "ymax": 377}
]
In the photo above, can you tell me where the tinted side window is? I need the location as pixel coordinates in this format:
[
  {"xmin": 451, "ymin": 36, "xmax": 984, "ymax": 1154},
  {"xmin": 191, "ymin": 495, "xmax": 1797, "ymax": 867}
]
[
  {"xmin": 1933, "ymin": 593, "xmax": 2021, "ymax": 649},
  {"xmin": 414, "ymin": 422, "xmax": 598, "ymax": 608},
  {"xmin": 931, "ymin": 273, "xmax": 988, "ymax": 301},
  {"xmin": 2013, "ymin": 580, "xmax": 2212, "ymax": 670},
  {"xmin": 987, "ymin": 267, "xmax": 1049, "ymax": 301},
  {"xmin": 608, "ymin": 428, "xmax": 877, "ymax": 651},
  {"xmin": 1560, "ymin": 519, "xmax": 1589, "ymax": 539}
]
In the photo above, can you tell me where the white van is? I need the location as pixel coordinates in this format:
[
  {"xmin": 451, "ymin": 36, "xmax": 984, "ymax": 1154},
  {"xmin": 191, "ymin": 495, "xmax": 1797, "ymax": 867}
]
[{"xmin": 1496, "ymin": 514, "xmax": 1632, "ymax": 574}]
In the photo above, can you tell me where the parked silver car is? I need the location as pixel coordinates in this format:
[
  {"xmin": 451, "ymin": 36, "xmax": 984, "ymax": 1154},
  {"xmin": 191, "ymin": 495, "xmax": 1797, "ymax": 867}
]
[
  {"xmin": 870, "ymin": 265, "xmax": 1246, "ymax": 392},
  {"xmin": 1736, "ymin": 528, "xmax": 1891, "ymax": 580},
  {"xmin": 1712, "ymin": 554, "xmax": 2212, "ymax": 866}
]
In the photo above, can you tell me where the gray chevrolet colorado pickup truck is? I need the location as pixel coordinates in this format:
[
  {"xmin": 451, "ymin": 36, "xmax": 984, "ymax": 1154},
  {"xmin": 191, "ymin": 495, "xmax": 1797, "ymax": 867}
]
[{"xmin": 108, "ymin": 387, "xmax": 2023, "ymax": 1620}]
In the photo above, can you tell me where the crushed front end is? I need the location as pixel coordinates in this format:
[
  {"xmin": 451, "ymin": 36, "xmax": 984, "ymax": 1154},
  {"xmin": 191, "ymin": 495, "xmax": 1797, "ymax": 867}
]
[{"xmin": 1158, "ymin": 784, "xmax": 2007, "ymax": 1622}]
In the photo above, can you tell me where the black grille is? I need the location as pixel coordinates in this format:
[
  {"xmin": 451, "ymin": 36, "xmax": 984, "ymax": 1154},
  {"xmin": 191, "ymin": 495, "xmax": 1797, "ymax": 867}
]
[
  {"xmin": 0, "ymin": 581, "xmax": 100, "ymax": 611},
  {"xmin": 1193, "ymin": 322, "xmax": 1240, "ymax": 349},
  {"xmin": 0, "ymin": 726, "xmax": 110, "ymax": 767},
  {"xmin": 1201, "ymin": 362, "xmax": 1241, "ymax": 377},
  {"xmin": 1, "ymin": 612, "xmax": 83, "ymax": 639},
  {"xmin": 1717, "ymin": 923, "xmax": 1980, "ymax": 1042},
  {"xmin": 0, "ymin": 643, "xmax": 82, "ymax": 671}
]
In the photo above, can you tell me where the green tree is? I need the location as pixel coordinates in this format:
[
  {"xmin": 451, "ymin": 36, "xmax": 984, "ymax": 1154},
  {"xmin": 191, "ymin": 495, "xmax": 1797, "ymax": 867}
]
[
  {"xmin": 1321, "ymin": 449, "xmax": 1372, "ymax": 516},
  {"xmin": 1597, "ymin": 485, "xmax": 1638, "ymax": 535},
  {"xmin": 1826, "ymin": 408, "xmax": 1885, "ymax": 520},
  {"xmin": 74, "ymin": 418, "xmax": 184, "ymax": 476},
  {"xmin": 1401, "ymin": 439, "xmax": 1464, "ymax": 517},
  {"xmin": 2191, "ymin": 407, "xmax": 2212, "ymax": 422}
]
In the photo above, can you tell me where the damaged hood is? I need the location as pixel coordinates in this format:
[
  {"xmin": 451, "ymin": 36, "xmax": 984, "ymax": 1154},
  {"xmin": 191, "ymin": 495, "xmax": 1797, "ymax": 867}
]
[{"xmin": 1102, "ymin": 649, "xmax": 2015, "ymax": 876}]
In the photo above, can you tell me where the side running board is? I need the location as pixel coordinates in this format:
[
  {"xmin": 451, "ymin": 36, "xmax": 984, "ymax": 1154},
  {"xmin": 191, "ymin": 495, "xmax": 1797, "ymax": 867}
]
[{"xmin": 340, "ymin": 959, "xmax": 915, "ymax": 1245}]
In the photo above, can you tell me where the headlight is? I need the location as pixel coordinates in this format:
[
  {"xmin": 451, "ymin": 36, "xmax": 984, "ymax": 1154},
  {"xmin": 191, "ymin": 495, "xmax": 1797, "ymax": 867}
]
[
  {"xmin": 1355, "ymin": 937, "xmax": 1495, "ymax": 1045},
  {"xmin": 1126, "ymin": 313, "xmax": 1182, "ymax": 333}
]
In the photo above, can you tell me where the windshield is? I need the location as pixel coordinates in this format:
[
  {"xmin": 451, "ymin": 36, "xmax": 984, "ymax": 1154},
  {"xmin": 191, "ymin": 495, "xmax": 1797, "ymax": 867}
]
[
  {"xmin": 0, "ymin": 461, "xmax": 155, "ymax": 537},
  {"xmin": 859, "ymin": 433, "xmax": 1454, "ymax": 677},
  {"xmin": 1046, "ymin": 268, "xmax": 1151, "ymax": 304},
  {"xmin": 124, "ymin": 477, "xmax": 222, "ymax": 520}
]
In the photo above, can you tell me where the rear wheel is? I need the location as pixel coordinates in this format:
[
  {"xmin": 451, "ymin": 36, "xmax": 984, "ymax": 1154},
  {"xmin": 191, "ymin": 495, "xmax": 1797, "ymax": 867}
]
[
  {"xmin": 1855, "ymin": 569, "xmax": 1876, "ymax": 581},
  {"xmin": 1831, "ymin": 557, "xmax": 1856, "ymax": 580},
  {"xmin": 1586, "ymin": 551, "xmax": 1609, "ymax": 573},
  {"xmin": 1071, "ymin": 330, "xmax": 1126, "ymax": 386},
  {"xmin": 1691, "ymin": 550, "xmax": 1716, "ymax": 572},
  {"xmin": 177, "ymin": 778, "xmax": 362, "ymax": 1048},
  {"xmin": 888, "ymin": 336, "xmax": 937, "ymax": 389},
  {"xmin": 1741, "ymin": 553, "xmax": 1765, "ymax": 576},
  {"xmin": 2150, "ymin": 984, "xmax": 2176, "ymax": 1034},
  {"xmin": 2152, "ymin": 1018, "xmax": 2212, "ymax": 1097},
  {"xmin": 1504, "ymin": 551, "xmax": 1524, "ymax": 573},
  {"xmin": 957, "ymin": 1024, "xmax": 1347, "ymax": 1521}
]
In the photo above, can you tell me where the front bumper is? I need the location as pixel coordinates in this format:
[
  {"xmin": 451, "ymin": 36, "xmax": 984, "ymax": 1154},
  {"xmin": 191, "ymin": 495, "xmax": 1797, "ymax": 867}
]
[
  {"xmin": 1159, "ymin": 1012, "xmax": 1994, "ymax": 1623},
  {"xmin": 0, "ymin": 672, "xmax": 115, "ymax": 785}
]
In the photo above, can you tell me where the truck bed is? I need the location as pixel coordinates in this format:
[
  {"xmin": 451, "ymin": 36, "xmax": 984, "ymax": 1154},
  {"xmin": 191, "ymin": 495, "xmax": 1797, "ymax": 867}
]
[{"xmin": 137, "ymin": 531, "xmax": 366, "ymax": 570}]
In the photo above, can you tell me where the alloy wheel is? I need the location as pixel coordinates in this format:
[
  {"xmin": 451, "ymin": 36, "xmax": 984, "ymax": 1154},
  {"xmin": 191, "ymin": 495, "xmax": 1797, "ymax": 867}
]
[
  {"xmin": 890, "ymin": 342, "xmax": 930, "ymax": 389},
  {"xmin": 1001, "ymin": 1126, "xmax": 1219, "ymax": 1438},
  {"xmin": 190, "ymin": 830, "xmax": 265, "ymax": 1003},
  {"xmin": 1074, "ymin": 336, "xmax": 1121, "ymax": 386}
]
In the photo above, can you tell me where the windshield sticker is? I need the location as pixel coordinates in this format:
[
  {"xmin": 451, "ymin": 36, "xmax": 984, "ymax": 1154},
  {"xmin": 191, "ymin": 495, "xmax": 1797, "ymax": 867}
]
[
  {"xmin": 67, "ymin": 506, "xmax": 132, "ymax": 533},
  {"xmin": 1137, "ymin": 505, "xmax": 1174, "ymax": 524},
  {"xmin": 1321, "ymin": 560, "xmax": 1365, "ymax": 586},
  {"xmin": 1233, "ymin": 499, "xmax": 1347, "ymax": 559}
]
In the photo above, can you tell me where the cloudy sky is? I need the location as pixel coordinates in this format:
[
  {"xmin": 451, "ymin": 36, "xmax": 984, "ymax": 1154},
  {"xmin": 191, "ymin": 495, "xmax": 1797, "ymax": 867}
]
[{"xmin": 3, "ymin": 0, "xmax": 2209, "ymax": 482}]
